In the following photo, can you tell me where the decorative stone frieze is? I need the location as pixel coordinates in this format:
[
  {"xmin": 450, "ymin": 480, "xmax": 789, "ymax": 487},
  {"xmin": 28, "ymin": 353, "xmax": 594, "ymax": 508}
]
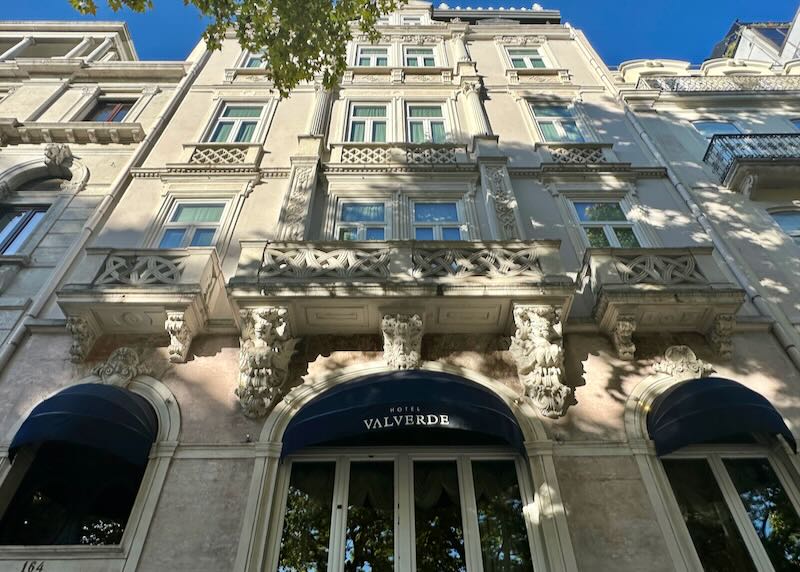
[
  {"xmin": 66, "ymin": 315, "xmax": 97, "ymax": 363},
  {"xmin": 653, "ymin": 345, "xmax": 714, "ymax": 382},
  {"xmin": 612, "ymin": 315, "xmax": 637, "ymax": 360},
  {"xmin": 165, "ymin": 310, "xmax": 195, "ymax": 363},
  {"xmin": 707, "ymin": 313, "xmax": 735, "ymax": 361},
  {"xmin": 484, "ymin": 165, "xmax": 520, "ymax": 240},
  {"xmin": 381, "ymin": 313, "xmax": 424, "ymax": 370},
  {"xmin": 92, "ymin": 347, "xmax": 149, "ymax": 387},
  {"xmin": 237, "ymin": 307, "xmax": 300, "ymax": 418},
  {"xmin": 509, "ymin": 304, "xmax": 571, "ymax": 418}
]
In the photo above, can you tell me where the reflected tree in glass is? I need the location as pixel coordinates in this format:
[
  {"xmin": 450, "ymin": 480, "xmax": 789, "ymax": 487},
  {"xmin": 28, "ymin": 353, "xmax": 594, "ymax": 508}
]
[
  {"xmin": 278, "ymin": 462, "xmax": 336, "ymax": 572},
  {"xmin": 414, "ymin": 461, "xmax": 467, "ymax": 572},
  {"xmin": 724, "ymin": 458, "xmax": 800, "ymax": 571},
  {"xmin": 663, "ymin": 459, "xmax": 756, "ymax": 572},
  {"xmin": 472, "ymin": 461, "xmax": 534, "ymax": 572},
  {"xmin": 344, "ymin": 462, "xmax": 395, "ymax": 572}
]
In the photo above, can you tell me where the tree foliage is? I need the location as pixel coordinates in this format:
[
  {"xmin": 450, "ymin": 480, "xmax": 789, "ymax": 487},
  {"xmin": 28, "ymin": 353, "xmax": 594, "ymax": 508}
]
[{"xmin": 69, "ymin": 0, "xmax": 407, "ymax": 96}]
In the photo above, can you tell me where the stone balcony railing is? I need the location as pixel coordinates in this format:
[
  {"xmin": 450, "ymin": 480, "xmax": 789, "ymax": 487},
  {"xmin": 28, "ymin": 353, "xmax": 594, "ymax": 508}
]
[
  {"xmin": 328, "ymin": 142, "xmax": 471, "ymax": 166},
  {"xmin": 535, "ymin": 142, "xmax": 619, "ymax": 166},
  {"xmin": 636, "ymin": 75, "xmax": 800, "ymax": 92},
  {"xmin": 168, "ymin": 142, "xmax": 264, "ymax": 171},
  {"xmin": 703, "ymin": 133, "xmax": 800, "ymax": 193}
]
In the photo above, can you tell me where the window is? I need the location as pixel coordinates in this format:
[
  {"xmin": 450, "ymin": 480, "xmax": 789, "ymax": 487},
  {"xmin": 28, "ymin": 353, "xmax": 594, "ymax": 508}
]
[
  {"xmin": 663, "ymin": 454, "xmax": 800, "ymax": 571},
  {"xmin": 402, "ymin": 15, "xmax": 422, "ymax": 25},
  {"xmin": 273, "ymin": 453, "xmax": 534, "ymax": 572},
  {"xmin": 404, "ymin": 46, "xmax": 436, "ymax": 67},
  {"xmin": 205, "ymin": 104, "xmax": 265, "ymax": 143},
  {"xmin": 376, "ymin": 15, "xmax": 391, "ymax": 25},
  {"xmin": 791, "ymin": 118, "xmax": 800, "ymax": 131},
  {"xmin": 157, "ymin": 202, "xmax": 225, "ymax": 248},
  {"xmin": 244, "ymin": 51, "xmax": 268, "ymax": 68},
  {"xmin": 530, "ymin": 103, "xmax": 585, "ymax": 143},
  {"xmin": 572, "ymin": 201, "xmax": 640, "ymax": 248},
  {"xmin": 347, "ymin": 104, "xmax": 388, "ymax": 143},
  {"xmin": 355, "ymin": 46, "xmax": 388, "ymax": 67},
  {"xmin": 508, "ymin": 47, "xmax": 547, "ymax": 69},
  {"xmin": 84, "ymin": 100, "xmax": 133, "ymax": 122},
  {"xmin": 771, "ymin": 211, "xmax": 800, "ymax": 244},
  {"xmin": 407, "ymin": 105, "xmax": 446, "ymax": 143},
  {"xmin": 412, "ymin": 201, "xmax": 465, "ymax": 240},
  {"xmin": 0, "ymin": 207, "xmax": 47, "ymax": 254},
  {"xmin": 692, "ymin": 120, "xmax": 741, "ymax": 139},
  {"xmin": 335, "ymin": 201, "xmax": 389, "ymax": 240}
]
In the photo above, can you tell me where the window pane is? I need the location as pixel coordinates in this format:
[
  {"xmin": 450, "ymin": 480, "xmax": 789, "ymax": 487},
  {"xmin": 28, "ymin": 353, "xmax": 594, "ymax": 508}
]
[
  {"xmin": 372, "ymin": 122, "xmax": 387, "ymax": 143},
  {"xmin": 472, "ymin": 461, "xmax": 534, "ymax": 572},
  {"xmin": 376, "ymin": 57, "xmax": 388, "ymax": 66},
  {"xmin": 234, "ymin": 121, "xmax": 257, "ymax": 142},
  {"xmin": 222, "ymin": 106, "xmax": 262, "ymax": 118},
  {"xmin": 431, "ymin": 122, "xmax": 446, "ymax": 143},
  {"xmin": 277, "ymin": 462, "xmax": 336, "ymax": 572},
  {"xmin": 724, "ymin": 458, "xmax": 800, "ymax": 571},
  {"xmin": 415, "ymin": 203, "xmax": 458, "ymax": 223},
  {"xmin": 86, "ymin": 102, "xmax": 116, "ymax": 122},
  {"xmin": 358, "ymin": 57, "xmax": 371, "ymax": 66},
  {"xmin": 172, "ymin": 204, "xmax": 224, "ymax": 223},
  {"xmin": 574, "ymin": 202, "xmax": 627, "ymax": 222},
  {"xmin": 189, "ymin": 228, "xmax": 216, "ymax": 247},
  {"xmin": 0, "ymin": 212, "xmax": 26, "ymax": 247},
  {"xmin": 663, "ymin": 459, "xmax": 757, "ymax": 572},
  {"xmin": 409, "ymin": 122, "xmax": 425, "ymax": 143},
  {"xmin": 561, "ymin": 121, "xmax": 585, "ymax": 142},
  {"xmin": 511, "ymin": 58, "xmax": 527, "ymax": 68},
  {"xmin": 361, "ymin": 48, "xmax": 387, "ymax": 55},
  {"xmin": 692, "ymin": 121, "xmax": 740, "ymax": 138},
  {"xmin": 353, "ymin": 106, "xmax": 386, "ymax": 118},
  {"xmin": 414, "ymin": 461, "xmax": 467, "ymax": 572},
  {"xmin": 533, "ymin": 104, "xmax": 571, "ymax": 118},
  {"xmin": 538, "ymin": 122, "xmax": 560, "ymax": 142},
  {"xmin": 407, "ymin": 57, "xmax": 419, "ymax": 67},
  {"xmin": 246, "ymin": 56, "xmax": 264, "ymax": 68},
  {"xmin": 339, "ymin": 227, "xmax": 359, "ymax": 241},
  {"xmin": 341, "ymin": 203, "xmax": 384, "ymax": 223},
  {"xmin": 441, "ymin": 227, "xmax": 461, "ymax": 240},
  {"xmin": 210, "ymin": 121, "xmax": 233, "ymax": 142},
  {"xmin": 531, "ymin": 58, "xmax": 546, "ymax": 68},
  {"xmin": 509, "ymin": 48, "xmax": 541, "ymax": 56},
  {"xmin": 407, "ymin": 48, "xmax": 433, "ymax": 55},
  {"xmin": 585, "ymin": 227, "xmax": 611, "ymax": 248},
  {"xmin": 613, "ymin": 227, "xmax": 640, "ymax": 248},
  {"xmin": 409, "ymin": 106, "xmax": 443, "ymax": 118},
  {"xmin": 415, "ymin": 227, "xmax": 434, "ymax": 240},
  {"xmin": 349, "ymin": 121, "xmax": 366, "ymax": 142},
  {"xmin": 365, "ymin": 228, "xmax": 385, "ymax": 240},
  {"xmin": 159, "ymin": 228, "xmax": 186, "ymax": 248},
  {"xmin": 344, "ymin": 462, "xmax": 394, "ymax": 571},
  {"xmin": 772, "ymin": 212, "xmax": 800, "ymax": 234},
  {"xmin": 3, "ymin": 211, "xmax": 45, "ymax": 254},
  {"xmin": 423, "ymin": 57, "xmax": 436, "ymax": 67}
]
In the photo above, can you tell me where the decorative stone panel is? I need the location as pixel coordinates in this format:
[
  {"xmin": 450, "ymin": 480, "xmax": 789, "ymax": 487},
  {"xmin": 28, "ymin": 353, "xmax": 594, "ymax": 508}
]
[{"xmin": 381, "ymin": 313, "xmax": 424, "ymax": 370}]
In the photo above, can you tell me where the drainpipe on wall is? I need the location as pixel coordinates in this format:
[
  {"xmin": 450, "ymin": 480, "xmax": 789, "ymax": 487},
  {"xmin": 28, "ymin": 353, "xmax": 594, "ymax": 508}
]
[
  {"xmin": 0, "ymin": 48, "xmax": 212, "ymax": 372},
  {"xmin": 568, "ymin": 26, "xmax": 800, "ymax": 371}
]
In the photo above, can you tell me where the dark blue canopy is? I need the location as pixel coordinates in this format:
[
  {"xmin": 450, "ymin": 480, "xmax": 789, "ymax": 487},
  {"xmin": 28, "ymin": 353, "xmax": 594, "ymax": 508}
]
[
  {"xmin": 281, "ymin": 370, "xmax": 525, "ymax": 457},
  {"xmin": 10, "ymin": 383, "xmax": 158, "ymax": 466},
  {"xmin": 647, "ymin": 377, "xmax": 796, "ymax": 456}
]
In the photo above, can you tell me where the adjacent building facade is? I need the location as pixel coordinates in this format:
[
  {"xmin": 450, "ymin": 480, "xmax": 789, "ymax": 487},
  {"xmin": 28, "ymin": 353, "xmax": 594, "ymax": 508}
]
[{"xmin": 0, "ymin": 3, "xmax": 799, "ymax": 571}]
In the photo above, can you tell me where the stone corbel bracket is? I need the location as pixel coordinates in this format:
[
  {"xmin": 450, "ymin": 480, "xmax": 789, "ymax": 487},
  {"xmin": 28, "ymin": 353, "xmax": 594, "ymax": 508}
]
[
  {"xmin": 509, "ymin": 304, "xmax": 572, "ymax": 418},
  {"xmin": 381, "ymin": 313, "xmax": 424, "ymax": 370},
  {"xmin": 164, "ymin": 308, "xmax": 201, "ymax": 364},
  {"xmin": 66, "ymin": 314, "xmax": 100, "ymax": 363},
  {"xmin": 237, "ymin": 306, "xmax": 300, "ymax": 418},
  {"xmin": 706, "ymin": 313, "xmax": 735, "ymax": 361}
]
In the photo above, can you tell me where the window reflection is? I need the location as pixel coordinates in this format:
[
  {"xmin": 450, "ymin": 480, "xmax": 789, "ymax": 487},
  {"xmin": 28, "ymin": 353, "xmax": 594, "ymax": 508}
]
[
  {"xmin": 414, "ymin": 461, "xmax": 467, "ymax": 572},
  {"xmin": 344, "ymin": 462, "xmax": 394, "ymax": 572}
]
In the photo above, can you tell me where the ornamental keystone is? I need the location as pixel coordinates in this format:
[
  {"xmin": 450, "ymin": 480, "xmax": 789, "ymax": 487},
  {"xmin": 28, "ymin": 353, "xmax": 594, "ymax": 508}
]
[{"xmin": 381, "ymin": 313, "xmax": 424, "ymax": 370}]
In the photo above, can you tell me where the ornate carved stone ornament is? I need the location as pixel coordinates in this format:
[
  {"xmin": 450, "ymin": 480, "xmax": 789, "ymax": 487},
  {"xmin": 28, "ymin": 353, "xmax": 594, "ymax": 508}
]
[
  {"xmin": 165, "ymin": 310, "xmax": 195, "ymax": 364},
  {"xmin": 0, "ymin": 181, "xmax": 10, "ymax": 200},
  {"xmin": 613, "ymin": 315, "xmax": 637, "ymax": 361},
  {"xmin": 653, "ymin": 345, "xmax": 714, "ymax": 382},
  {"xmin": 92, "ymin": 347, "xmax": 150, "ymax": 387},
  {"xmin": 509, "ymin": 304, "xmax": 571, "ymax": 418},
  {"xmin": 237, "ymin": 307, "xmax": 300, "ymax": 418},
  {"xmin": 707, "ymin": 313, "xmax": 735, "ymax": 361},
  {"xmin": 43, "ymin": 143, "xmax": 73, "ymax": 171},
  {"xmin": 66, "ymin": 315, "xmax": 97, "ymax": 363},
  {"xmin": 279, "ymin": 166, "xmax": 314, "ymax": 240},
  {"xmin": 485, "ymin": 165, "xmax": 520, "ymax": 240},
  {"xmin": 381, "ymin": 313, "xmax": 424, "ymax": 370}
]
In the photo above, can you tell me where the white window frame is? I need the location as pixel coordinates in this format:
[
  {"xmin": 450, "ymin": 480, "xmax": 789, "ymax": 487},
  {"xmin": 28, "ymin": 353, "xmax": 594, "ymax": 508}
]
[
  {"xmin": 660, "ymin": 446, "xmax": 800, "ymax": 572},
  {"xmin": 768, "ymin": 208, "xmax": 800, "ymax": 244},
  {"xmin": 506, "ymin": 46, "xmax": 548, "ymax": 69},
  {"xmin": 403, "ymin": 46, "xmax": 437, "ymax": 67},
  {"xmin": 156, "ymin": 200, "xmax": 229, "ymax": 249},
  {"xmin": 569, "ymin": 200, "xmax": 643, "ymax": 248},
  {"xmin": 354, "ymin": 45, "xmax": 390, "ymax": 67},
  {"xmin": 265, "ymin": 448, "xmax": 543, "ymax": 572},
  {"xmin": 529, "ymin": 102, "xmax": 587, "ymax": 143},
  {"xmin": 346, "ymin": 102, "xmax": 389, "ymax": 143},
  {"xmin": 405, "ymin": 103, "xmax": 448, "ymax": 144},
  {"xmin": 243, "ymin": 50, "xmax": 268, "ymax": 69},
  {"xmin": 334, "ymin": 199, "xmax": 392, "ymax": 241},
  {"xmin": 691, "ymin": 119, "xmax": 741, "ymax": 140},
  {"xmin": 411, "ymin": 199, "xmax": 468, "ymax": 240},
  {"xmin": 202, "ymin": 102, "xmax": 268, "ymax": 144},
  {"xmin": 401, "ymin": 15, "xmax": 423, "ymax": 25}
]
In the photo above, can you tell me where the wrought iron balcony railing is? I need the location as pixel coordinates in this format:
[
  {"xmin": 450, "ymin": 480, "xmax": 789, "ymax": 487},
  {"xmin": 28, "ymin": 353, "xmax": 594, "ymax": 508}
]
[
  {"xmin": 637, "ymin": 75, "xmax": 800, "ymax": 92},
  {"xmin": 703, "ymin": 133, "xmax": 800, "ymax": 182}
]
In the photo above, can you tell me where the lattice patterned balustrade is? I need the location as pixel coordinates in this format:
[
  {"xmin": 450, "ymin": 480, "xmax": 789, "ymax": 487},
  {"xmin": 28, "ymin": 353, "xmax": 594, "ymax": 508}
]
[
  {"xmin": 340, "ymin": 145, "xmax": 391, "ymax": 164},
  {"xmin": 613, "ymin": 253, "xmax": 707, "ymax": 285},
  {"xmin": 94, "ymin": 254, "xmax": 185, "ymax": 285},
  {"xmin": 637, "ymin": 75, "xmax": 800, "ymax": 92},
  {"xmin": 703, "ymin": 134, "xmax": 800, "ymax": 182},
  {"xmin": 412, "ymin": 246, "xmax": 542, "ymax": 278},
  {"xmin": 333, "ymin": 143, "xmax": 466, "ymax": 165},
  {"xmin": 546, "ymin": 145, "xmax": 608, "ymax": 165},
  {"xmin": 405, "ymin": 146, "xmax": 458, "ymax": 164},
  {"xmin": 189, "ymin": 145, "xmax": 248, "ymax": 165},
  {"xmin": 260, "ymin": 246, "xmax": 392, "ymax": 279}
]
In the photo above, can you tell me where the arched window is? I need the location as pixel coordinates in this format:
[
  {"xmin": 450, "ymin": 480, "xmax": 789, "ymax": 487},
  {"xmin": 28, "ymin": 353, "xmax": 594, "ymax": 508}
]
[
  {"xmin": 267, "ymin": 371, "xmax": 537, "ymax": 572},
  {"xmin": 0, "ymin": 384, "xmax": 157, "ymax": 546},
  {"xmin": 770, "ymin": 210, "xmax": 800, "ymax": 245}
]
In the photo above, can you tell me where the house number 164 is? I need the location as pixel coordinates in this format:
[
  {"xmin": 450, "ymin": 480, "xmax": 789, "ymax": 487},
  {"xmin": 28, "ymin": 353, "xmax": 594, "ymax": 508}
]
[{"xmin": 20, "ymin": 562, "xmax": 45, "ymax": 572}]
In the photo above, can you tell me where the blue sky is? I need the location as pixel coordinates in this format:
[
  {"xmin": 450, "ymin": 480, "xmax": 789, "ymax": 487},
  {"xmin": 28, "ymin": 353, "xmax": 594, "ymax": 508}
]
[{"xmin": 5, "ymin": 0, "xmax": 799, "ymax": 66}]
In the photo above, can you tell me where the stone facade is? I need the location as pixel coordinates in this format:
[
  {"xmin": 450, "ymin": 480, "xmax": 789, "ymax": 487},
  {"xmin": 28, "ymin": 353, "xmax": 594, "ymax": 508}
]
[{"xmin": 0, "ymin": 4, "xmax": 799, "ymax": 572}]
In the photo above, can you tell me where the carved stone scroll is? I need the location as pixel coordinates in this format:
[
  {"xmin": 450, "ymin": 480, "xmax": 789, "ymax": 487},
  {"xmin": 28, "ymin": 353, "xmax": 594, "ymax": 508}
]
[
  {"xmin": 237, "ymin": 307, "xmax": 300, "ymax": 418},
  {"xmin": 165, "ymin": 310, "xmax": 195, "ymax": 364},
  {"xmin": 381, "ymin": 313, "xmax": 424, "ymax": 370},
  {"xmin": 92, "ymin": 347, "xmax": 149, "ymax": 387},
  {"xmin": 66, "ymin": 315, "xmax": 97, "ymax": 363},
  {"xmin": 509, "ymin": 304, "xmax": 571, "ymax": 418}
]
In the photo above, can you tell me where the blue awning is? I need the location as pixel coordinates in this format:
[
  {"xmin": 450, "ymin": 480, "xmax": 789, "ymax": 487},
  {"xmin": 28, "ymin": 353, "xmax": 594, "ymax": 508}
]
[
  {"xmin": 9, "ymin": 383, "xmax": 158, "ymax": 466},
  {"xmin": 281, "ymin": 370, "xmax": 525, "ymax": 457},
  {"xmin": 646, "ymin": 377, "xmax": 796, "ymax": 456}
]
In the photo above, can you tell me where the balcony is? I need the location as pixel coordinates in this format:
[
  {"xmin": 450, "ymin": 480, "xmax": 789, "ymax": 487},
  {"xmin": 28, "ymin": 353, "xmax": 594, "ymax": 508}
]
[
  {"xmin": 57, "ymin": 248, "xmax": 228, "ymax": 363},
  {"xmin": 637, "ymin": 75, "xmax": 800, "ymax": 93},
  {"xmin": 327, "ymin": 142, "xmax": 472, "ymax": 169},
  {"xmin": 0, "ymin": 118, "xmax": 144, "ymax": 145},
  {"xmin": 535, "ymin": 142, "xmax": 623, "ymax": 167},
  {"xmin": 229, "ymin": 240, "xmax": 573, "ymax": 334},
  {"xmin": 704, "ymin": 134, "xmax": 800, "ymax": 196},
  {"xmin": 582, "ymin": 247, "xmax": 744, "ymax": 359},
  {"xmin": 166, "ymin": 142, "xmax": 264, "ymax": 174}
]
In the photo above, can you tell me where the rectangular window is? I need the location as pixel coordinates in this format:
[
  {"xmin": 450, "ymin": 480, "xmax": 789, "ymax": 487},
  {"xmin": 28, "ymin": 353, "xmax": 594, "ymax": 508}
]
[
  {"xmin": 345, "ymin": 462, "xmax": 395, "ymax": 570},
  {"xmin": 404, "ymin": 47, "xmax": 436, "ymax": 67},
  {"xmin": 347, "ymin": 104, "xmax": 388, "ymax": 143},
  {"xmin": 531, "ymin": 103, "xmax": 585, "ymax": 143},
  {"xmin": 244, "ymin": 51, "xmax": 268, "ymax": 68},
  {"xmin": 157, "ymin": 202, "xmax": 225, "ymax": 248},
  {"xmin": 206, "ymin": 104, "xmax": 265, "ymax": 143},
  {"xmin": 356, "ymin": 46, "xmax": 389, "ymax": 67},
  {"xmin": 508, "ymin": 47, "xmax": 547, "ymax": 69},
  {"xmin": 84, "ymin": 100, "xmax": 134, "ymax": 122},
  {"xmin": 692, "ymin": 120, "xmax": 741, "ymax": 139},
  {"xmin": 0, "ymin": 207, "xmax": 47, "ymax": 254},
  {"xmin": 402, "ymin": 16, "xmax": 422, "ymax": 25},
  {"xmin": 412, "ymin": 201, "xmax": 464, "ymax": 240},
  {"xmin": 376, "ymin": 16, "xmax": 391, "ymax": 26},
  {"xmin": 572, "ymin": 201, "xmax": 640, "ymax": 248},
  {"xmin": 407, "ymin": 105, "xmax": 446, "ymax": 143},
  {"xmin": 771, "ymin": 211, "xmax": 800, "ymax": 244},
  {"xmin": 336, "ymin": 201, "xmax": 388, "ymax": 240},
  {"xmin": 414, "ymin": 461, "xmax": 467, "ymax": 571}
]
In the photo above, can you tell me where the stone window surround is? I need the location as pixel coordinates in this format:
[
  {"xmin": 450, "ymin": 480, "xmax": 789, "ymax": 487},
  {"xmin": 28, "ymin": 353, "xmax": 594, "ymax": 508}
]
[
  {"xmin": 402, "ymin": 45, "xmax": 438, "ymax": 67},
  {"xmin": 345, "ymin": 101, "xmax": 391, "ymax": 143},
  {"xmin": 496, "ymin": 39, "xmax": 557, "ymax": 72},
  {"xmin": 517, "ymin": 96, "xmax": 598, "ymax": 147},
  {"xmin": 567, "ymin": 198, "xmax": 645, "ymax": 249},
  {"xmin": 62, "ymin": 84, "xmax": 157, "ymax": 124},
  {"xmin": 195, "ymin": 96, "xmax": 278, "ymax": 147},
  {"xmin": 348, "ymin": 38, "xmax": 449, "ymax": 70},
  {"xmin": 765, "ymin": 206, "xmax": 800, "ymax": 244},
  {"xmin": 154, "ymin": 199, "xmax": 230, "ymax": 249},
  {"xmin": 233, "ymin": 49, "xmax": 269, "ymax": 70},
  {"xmin": 333, "ymin": 197, "xmax": 393, "ymax": 241}
]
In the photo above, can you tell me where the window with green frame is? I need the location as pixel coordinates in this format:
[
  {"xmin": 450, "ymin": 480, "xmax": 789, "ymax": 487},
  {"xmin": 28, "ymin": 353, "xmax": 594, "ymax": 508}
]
[
  {"xmin": 572, "ymin": 201, "xmax": 640, "ymax": 248},
  {"xmin": 407, "ymin": 105, "xmax": 446, "ymax": 143}
]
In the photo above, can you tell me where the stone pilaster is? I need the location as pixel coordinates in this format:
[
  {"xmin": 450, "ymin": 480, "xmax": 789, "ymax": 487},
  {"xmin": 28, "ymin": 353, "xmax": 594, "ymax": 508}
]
[
  {"xmin": 480, "ymin": 162, "xmax": 521, "ymax": 240},
  {"xmin": 381, "ymin": 313, "xmax": 424, "ymax": 370},
  {"xmin": 460, "ymin": 80, "xmax": 491, "ymax": 136},
  {"xmin": 277, "ymin": 136, "xmax": 323, "ymax": 240},
  {"xmin": 307, "ymin": 82, "xmax": 332, "ymax": 136}
]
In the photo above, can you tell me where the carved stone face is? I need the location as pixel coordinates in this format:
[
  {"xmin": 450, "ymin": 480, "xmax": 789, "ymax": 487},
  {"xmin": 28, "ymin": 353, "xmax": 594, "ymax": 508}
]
[
  {"xmin": 382, "ymin": 314, "xmax": 423, "ymax": 370},
  {"xmin": 93, "ymin": 347, "xmax": 147, "ymax": 387}
]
